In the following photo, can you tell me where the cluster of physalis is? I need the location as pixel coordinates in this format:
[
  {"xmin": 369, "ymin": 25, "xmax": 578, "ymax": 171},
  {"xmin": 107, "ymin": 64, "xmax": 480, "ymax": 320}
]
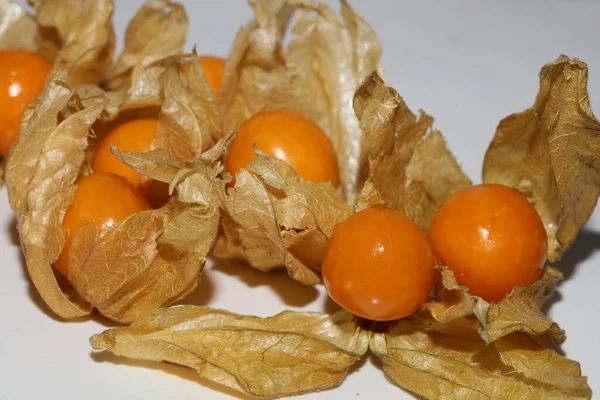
[{"xmin": 1, "ymin": 0, "xmax": 597, "ymax": 399}]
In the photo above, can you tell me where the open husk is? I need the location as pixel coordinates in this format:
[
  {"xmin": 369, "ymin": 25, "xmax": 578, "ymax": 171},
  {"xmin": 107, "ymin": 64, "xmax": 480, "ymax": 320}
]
[
  {"xmin": 6, "ymin": 52, "xmax": 221, "ymax": 323},
  {"xmin": 483, "ymin": 56, "xmax": 600, "ymax": 262},
  {"xmin": 90, "ymin": 54, "xmax": 597, "ymax": 398},
  {"xmin": 216, "ymin": 0, "xmax": 381, "ymax": 204}
]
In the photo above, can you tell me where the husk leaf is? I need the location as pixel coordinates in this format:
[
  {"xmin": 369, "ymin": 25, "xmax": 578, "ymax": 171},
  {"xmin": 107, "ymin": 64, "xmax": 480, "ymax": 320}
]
[
  {"xmin": 28, "ymin": 0, "xmax": 116, "ymax": 86},
  {"xmin": 483, "ymin": 56, "xmax": 600, "ymax": 261},
  {"xmin": 217, "ymin": 0, "xmax": 381, "ymax": 203},
  {"xmin": 354, "ymin": 71, "xmax": 472, "ymax": 232},
  {"xmin": 426, "ymin": 265, "xmax": 565, "ymax": 345},
  {"xmin": 7, "ymin": 49, "xmax": 221, "ymax": 322},
  {"xmin": 6, "ymin": 70, "xmax": 99, "ymax": 318},
  {"xmin": 370, "ymin": 312, "xmax": 591, "ymax": 400},
  {"xmin": 105, "ymin": 0, "xmax": 188, "ymax": 91},
  {"xmin": 214, "ymin": 151, "xmax": 352, "ymax": 285},
  {"xmin": 90, "ymin": 306, "xmax": 369, "ymax": 398}
]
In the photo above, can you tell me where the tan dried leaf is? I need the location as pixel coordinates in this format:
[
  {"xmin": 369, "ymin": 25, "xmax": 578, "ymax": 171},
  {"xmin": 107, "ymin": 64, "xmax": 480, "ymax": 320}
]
[
  {"xmin": 0, "ymin": 0, "xmax": 37, "ymax": 51},
  {"xmin": 370, "ymin": 312, "xmax": 591, "ymax": 400},
  {"xmin": 354, "ymin": 72, "xmax": 471, "ymax": 231},
  {"xmin": 90, "ymin": 306, "xmax": 369, "ymax": 398},
  {"xmin": 214, "ymin": 151, "xmax": 352, "ymax": 285},
  {"xmin": 106, "ymin": 0, "xmax": 188, "ymax": 91},
  {"xmin": 5, "ymin": 70, "xmax": 100, "ymax": 318},
  {"xmin": 218, "ymin": 0, "xmax": 381, "ymax": 203},
  {"xmin": 152, "ymin": 57, "xmax": 222, "ymax": 163},
  {"xmin": 30, "ymin": 0, "xmax": 116, "ymax": 86},
  {"xmin": 426, "ymin": 265, "xmax": 565, "ymax": 344},
  {"xmin": 483, "ymin": 56, "xmax": 600, "ymax": 261}
]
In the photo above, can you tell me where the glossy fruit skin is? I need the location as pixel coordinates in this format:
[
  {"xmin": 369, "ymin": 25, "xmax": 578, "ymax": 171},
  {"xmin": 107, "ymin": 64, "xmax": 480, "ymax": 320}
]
[
  {"xmin": 322, "ymin": 207, "xmax": 435, "ymax": 321},
  {"xmin": 226, "ymin": 109, "xmax": 340, "ymax": 187},
  {"xmin": 55, "ymin": 173, "xmax": 150, "ymax": 276},
  {"xmin": 0, "ymin": 49, "xmax": 52, "ymax": 156},
  {"xmin": 428, "ymin": 183, "xmax": 547, "ymax": 303},
  {"xmin": 91, "ymin": 119, "xmax": 158, "ymax": 189},
  {"xmin": 198, "ymin": 56, "xmax": 226, "ymax": 94}
]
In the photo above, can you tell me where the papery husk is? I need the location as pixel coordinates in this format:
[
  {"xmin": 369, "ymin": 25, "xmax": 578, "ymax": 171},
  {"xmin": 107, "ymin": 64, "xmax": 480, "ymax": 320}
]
[
  {"xmin": 354, "ymin": 71, "xmax": 472, "ymax": 232},
  {"xmin": 0, "ymin": 0, "xmax": 116, "ymax": 86},
  {"xmin": 6, "ymin": 70, "xmax": 100, "ymax": 318},
  {"xmin": 29, "ymin": 0, "xmax": 116, "ymax": 86},
  {"xmin": 6, "ymin": 51, "xmax": 221, "ymax": 322},
  {"xmin": 217, "ymin": 0, "xmax": 381, "ymax": 203},
  {"xmin": 370, "ymin": 311, "xmax": 591, "ymax": 400},
  {"xmin": 90, "ymin": 306, "xmax": 369, "ymax": 398},
  {"xmin": 105, "ymin": 0, "xmax": 188, "ymax": 91},
  {"xmin": 483, "ymin": 56, "xmax": 600, "ymax": 262},
  {"xmin": 214, "ymin": 150, "xmax": 352, "ymax": 285},
  {"xmin": 425, "ymin": 265, "xmax": 565, "ymax": 345}
]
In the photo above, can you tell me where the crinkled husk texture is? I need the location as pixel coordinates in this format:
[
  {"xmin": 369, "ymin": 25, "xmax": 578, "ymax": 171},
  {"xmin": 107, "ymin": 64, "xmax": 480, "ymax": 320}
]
[
  {"xmin": 0, "ymin": 0, "xmax": 116, "ymax": 86},
  {"xmin": 90, "ymin": 306, "xmax": 591, "ymax": 399},
  {"xmin": 214, "ymin": 150, "xmax": 353, "ymax": 285},
  {"xmin": 423, "ymin": 56, "xmax": 600, "ymax": 347},
  {"xmin": 483, "ymin": 55, "xmax": 600, "ymax": 262},
  {"xmin": 88, "ymin": 60, "xmax": 595, "ymax": 398},
  {"xmin": 216, "ymin": 0, "xmax": 381, "ymax": 204},
  {"xmin": 105, "ymin": 0, "xmax": 189, "ymax": 91},
  {"xmin": 6, "ymin": 53, "xmax": 222, "ymax": 323}
]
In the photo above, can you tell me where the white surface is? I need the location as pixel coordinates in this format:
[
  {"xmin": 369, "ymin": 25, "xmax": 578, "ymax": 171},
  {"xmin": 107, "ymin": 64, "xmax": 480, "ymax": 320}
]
[{"xmin": 2, "ymin": 1, "xmax": 600, "ymax": 399}]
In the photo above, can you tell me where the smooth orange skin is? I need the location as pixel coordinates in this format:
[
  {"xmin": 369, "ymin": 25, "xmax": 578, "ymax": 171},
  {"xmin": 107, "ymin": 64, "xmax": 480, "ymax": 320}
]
[
  {"xmin": 91, "ymin": 119, "xmax": 158, "ymax": 190},
  {"xmin": 198, "ymin": 56, "xmax": 226, "ymax": 94},
  {"xmin": 428, "ymin": 184, "xmax": 547, "ymax": 303},
  {"xmin": 226, "ymin": 109, "xmax": 340, "ymax": 187},
  {"xmin": 55, "ymin": 173, "xmax": 150, "ymax": 276},
  {"xmin": 0, "ymin": 49, "xmax": 52, "ymax": 156},
  {"xmin": 322, "ymin": 207, "xmax": 435, "ymax": 321}
]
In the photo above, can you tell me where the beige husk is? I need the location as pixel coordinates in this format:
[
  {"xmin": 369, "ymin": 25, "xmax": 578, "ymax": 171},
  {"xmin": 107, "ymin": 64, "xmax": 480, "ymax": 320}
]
[
  {"xmin": 216, "ymin": 0, "xmax": 381, "ymax": 204},
  {"xmin": 2, "ymin": 0, "xmax": 596, "ymax": 398},
  {"xmin": 91, "ymin": 307, "xmax": 369, "ymax": 398},
  {"xmin": 105, "ymin": 0, "xmax": 189, "ymax": 91},
  {"xmin": 0, "ymin": 0, "xmax": 116, "ymax": 86},
  {"xmin": 483, "ymin": 56, "xmax": 600, "ymax": 262},
  {"xmin": 6, "ymin": 52, "xmax": 221, "ymax": 323},
  {"xmin": 89, "ymin": 55, "xmax": 594, "ymax": 399}
]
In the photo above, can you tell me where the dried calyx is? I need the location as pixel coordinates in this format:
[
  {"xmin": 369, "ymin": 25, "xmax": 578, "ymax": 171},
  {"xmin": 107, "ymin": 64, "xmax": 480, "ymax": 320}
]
[{"xmin": 91, "ymin": 54, "xmax": 597, "ymax": 399}]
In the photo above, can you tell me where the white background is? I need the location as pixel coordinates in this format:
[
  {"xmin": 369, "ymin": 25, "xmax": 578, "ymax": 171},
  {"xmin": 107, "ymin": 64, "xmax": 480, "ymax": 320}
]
[{"xmin": 2, "ymin": 1, "xmax": 600, "ymax": 399}]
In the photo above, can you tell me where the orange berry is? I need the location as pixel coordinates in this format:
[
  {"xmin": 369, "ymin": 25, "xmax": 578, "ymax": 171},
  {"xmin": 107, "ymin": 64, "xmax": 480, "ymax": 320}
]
[
  {"xmin": 0, "ymin": 49, "xmax": 52, "ymax": 156},
  {"xmin": 428, "ymin": 184, "xmax": 547, "ymax": 303},
  {"xmin": 322, "ymin": 207, "xmax": 434, "ymax": 321},
  {"xmin": 55, "ymin": 173, "xmax": 150, "ymax": 276},
  {"xmin": 226, "ymin": 109, "xmax": 339, "ymax": 187},
  {"xmin": 91, "ymin": 119, "xmax": 158, "ymax": 190},
  {"xmin": 198, "ymin": 56, "xmax": 226, "ymax": 94}
]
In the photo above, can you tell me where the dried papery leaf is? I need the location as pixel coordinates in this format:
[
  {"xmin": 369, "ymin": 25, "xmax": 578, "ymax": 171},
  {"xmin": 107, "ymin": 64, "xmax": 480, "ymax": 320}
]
[
  {"xmin": 5, "ymin": 70, "xmax": 101, "ymax": 318},
  {"xmin": 106, "ymin": 0, "xmax": 188, "ymax": 91},
  {"xmin": 218, "ymin": 0, "xmax": 381, "ymax": 203},
  {"xmin": 370, "ymin": 312, "xmax": 591, "ymax": 400},
  {"xmin": 29, "ymin": 0, "xmax": 116, "ymax": 86},
  {"xmin": 152, "ymin": 57, "xmax": 222, "ymax": 163},
  {"xmin": 214, "ymin": 152, "xmax": 352, "ymax": 285},
  {"xmin": 354, "ymin": 72, "xmax": 471, "ymax": 231},
  {"xmin": 426, "ymin": 265, "xmax": 565, "ymax": 345},
  {"xmin": 0, "ymin": 0, "xmax": 37, "ymax": 51},
  {"xmin": 67, "ymin": 152, "xmax": 220, "ymax": 323},
  {"xmin": 483, "ymin": 56, "xmax": 600, "ymax": 261},
  {"xmin": 91, "ymin": 306, "xmax": 368, "ymax": 398},
  {"xmin": 477, "ymin": 267, "xmax": 565, "ymax": 344}
]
